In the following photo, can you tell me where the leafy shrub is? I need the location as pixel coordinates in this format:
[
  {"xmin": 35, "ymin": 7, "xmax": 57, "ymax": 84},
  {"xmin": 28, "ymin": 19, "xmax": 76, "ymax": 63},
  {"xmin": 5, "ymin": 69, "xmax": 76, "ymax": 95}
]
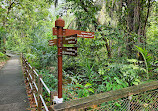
[
  {"xmin": 135, "ymin": 46, "xmax": 153, "ymax": 80},
  {"xmin": 63, "ymin": 82, "xmax": 94, "ymax": 101},
  {"xmin": 0, "ymin": 52, "xmax": 5, "ymax": 57},
  {"xmin": 0, "ymin": 52, "xmax": 8, "ymax": 60},
  {"xmin": 96, "ymin": 62, "xmax": 145, "ymax": 93},
  {"xmin": 39, "ymin": 69, "xmax": 58, "ymax": 91},
  {"xmin": 38, "ymin": 69, "xmax": 58, "ymax": 102}
]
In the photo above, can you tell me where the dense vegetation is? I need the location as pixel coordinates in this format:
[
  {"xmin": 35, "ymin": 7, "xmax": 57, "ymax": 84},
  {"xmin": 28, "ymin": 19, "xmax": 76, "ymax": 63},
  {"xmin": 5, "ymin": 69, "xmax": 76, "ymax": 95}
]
[
  {"xmin": 0, "ymin": 0, "xmax": 157, "ymax": 101},
  {"xmin": 0, "ymin": 52, "xmax": 9, "ymax": 68}
]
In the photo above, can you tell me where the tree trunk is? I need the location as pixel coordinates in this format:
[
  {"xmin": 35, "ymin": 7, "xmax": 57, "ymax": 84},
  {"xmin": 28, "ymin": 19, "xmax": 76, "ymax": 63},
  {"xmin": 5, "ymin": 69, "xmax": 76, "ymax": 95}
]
[
  {"xmin": 103, "ymin": 38, "xmax": 112, "ymax": 58},
  {"xmin": 143, "ymin": 0, "xmax": 151, "ymax": 47},
  {"xmin": 126, "ymin": 0, "xmax": 135, "ymax": 58}
]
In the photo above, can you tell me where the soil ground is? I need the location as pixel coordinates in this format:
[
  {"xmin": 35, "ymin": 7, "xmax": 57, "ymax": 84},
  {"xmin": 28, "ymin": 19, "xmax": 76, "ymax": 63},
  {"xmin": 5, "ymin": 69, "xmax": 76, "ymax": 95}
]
[{"xmin": 0, "ymin": 61, "xmax": 6, "ymax": 70}]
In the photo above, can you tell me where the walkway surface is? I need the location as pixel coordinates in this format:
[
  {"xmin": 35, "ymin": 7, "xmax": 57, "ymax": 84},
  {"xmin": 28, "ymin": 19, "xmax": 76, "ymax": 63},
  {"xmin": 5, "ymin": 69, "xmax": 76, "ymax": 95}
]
[{"xmin": 0, "ymin": 55, "xmax": 30, "ymax": 111}]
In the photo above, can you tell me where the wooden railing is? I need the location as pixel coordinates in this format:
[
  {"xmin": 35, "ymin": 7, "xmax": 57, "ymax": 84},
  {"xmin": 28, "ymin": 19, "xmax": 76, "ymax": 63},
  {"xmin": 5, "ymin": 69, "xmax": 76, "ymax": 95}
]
[
  {"xmin": 49, "ymin": 80, "xmax": 158, "ymax": 111},
  {"xmin": 21, "ymin": 55, "xmax": 55, "ymax": 111}
]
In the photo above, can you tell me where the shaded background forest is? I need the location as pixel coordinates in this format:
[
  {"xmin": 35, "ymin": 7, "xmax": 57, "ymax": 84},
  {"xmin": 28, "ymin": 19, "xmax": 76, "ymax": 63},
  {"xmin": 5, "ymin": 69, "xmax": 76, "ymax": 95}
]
[{"xmin": 0, "ymin": 0, "xmax": 158, "ymax": 100}]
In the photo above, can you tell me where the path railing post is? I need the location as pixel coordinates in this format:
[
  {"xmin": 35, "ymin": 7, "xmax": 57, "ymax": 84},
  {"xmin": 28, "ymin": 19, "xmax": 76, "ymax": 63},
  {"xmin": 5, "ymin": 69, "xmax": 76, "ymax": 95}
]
[
  {"xmin": 23, "ymin": 58, "xmax": 27, "ymax": 79},
  {"xmin": 26, "ymin": 61, "xmax": 29, "ymax": 83},
  {"xmin": 28, "ymin": 63, "xmax": 31, "ymax": 85},
  {"xmin": 32, "ymin": 67, "xmax": 36, "ymax": 90},
  {"xmin": 22, "ymin": 55, "xmax": 25, "ymax": 78},
  {"xmin": 29, "ymin": 64, "xmax": 34, "ymax": 101},
  {"xmin": 50, "ymin": 91, "xmax": 54, "ymax": 107},
  {"xmin": 38, "ymin": 74, "xmax": 43, "ymax": 111}
]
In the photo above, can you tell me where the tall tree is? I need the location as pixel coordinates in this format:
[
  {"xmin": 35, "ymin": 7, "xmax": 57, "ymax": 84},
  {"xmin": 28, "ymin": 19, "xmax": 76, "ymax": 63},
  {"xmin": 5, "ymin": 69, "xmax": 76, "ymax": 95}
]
[{"xmin": 119, "ymin": 0, "xmax": 154, "ymax": 58}]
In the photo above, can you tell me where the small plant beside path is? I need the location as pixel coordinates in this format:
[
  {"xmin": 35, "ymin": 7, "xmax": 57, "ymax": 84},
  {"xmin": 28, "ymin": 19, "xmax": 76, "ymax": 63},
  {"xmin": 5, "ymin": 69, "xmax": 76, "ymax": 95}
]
[{"xmin": 0, "ymin": 52, "xmax": 9, "ymax": 69}]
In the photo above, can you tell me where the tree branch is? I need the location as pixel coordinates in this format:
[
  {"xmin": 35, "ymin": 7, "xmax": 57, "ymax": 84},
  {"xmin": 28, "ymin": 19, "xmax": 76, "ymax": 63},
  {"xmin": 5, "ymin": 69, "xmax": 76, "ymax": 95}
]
[
  {"xmin": 143, "ymin": 0, "xmax": 151, "ymax": 36},
  {"xmin": 55, "ymin": 0, "xmax": 58, "ymax": 8},
  {"xmin": 7, "ymin": 2, "xmax": 15, "ymax": 14}
]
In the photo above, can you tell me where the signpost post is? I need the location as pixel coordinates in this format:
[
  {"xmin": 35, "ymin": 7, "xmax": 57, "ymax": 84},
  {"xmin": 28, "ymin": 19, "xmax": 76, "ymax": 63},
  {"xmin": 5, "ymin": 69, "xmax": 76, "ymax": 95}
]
[
  {"xmin": 55, "ymin": 18, "xmax": 64, "ymax": 100},
  {"xmin": 49, "ymin": 18, "xmax": 94, "ymax": 103}
]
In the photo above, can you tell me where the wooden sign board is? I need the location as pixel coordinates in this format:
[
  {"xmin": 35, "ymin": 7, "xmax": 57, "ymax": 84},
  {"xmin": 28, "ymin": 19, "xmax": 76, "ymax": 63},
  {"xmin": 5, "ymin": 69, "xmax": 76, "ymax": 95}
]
[
  {"xmin": 53, "ymin": 28, "xmax": 94, "ymax": 38},
  {"xmin": 62, "ymin": 47, "xmax": 77, "ymax": 56},
  {"xmin": 49, "ymin": 39, "xmax": 57, "ymax": 46},
  {"xmin": 63, "ymin": 34, "xmax": 77, "ymax": 44},
  {"xmin": 49, "ymin": 35, "xmax": 77, "ymax": 46}
]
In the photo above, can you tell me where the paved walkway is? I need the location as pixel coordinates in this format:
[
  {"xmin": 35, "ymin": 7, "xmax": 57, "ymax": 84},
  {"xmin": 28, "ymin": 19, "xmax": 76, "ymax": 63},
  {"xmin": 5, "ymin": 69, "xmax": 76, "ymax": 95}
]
[{"xmin": 0, "ymin": 55, "xmax": 30, "ymax": 111}]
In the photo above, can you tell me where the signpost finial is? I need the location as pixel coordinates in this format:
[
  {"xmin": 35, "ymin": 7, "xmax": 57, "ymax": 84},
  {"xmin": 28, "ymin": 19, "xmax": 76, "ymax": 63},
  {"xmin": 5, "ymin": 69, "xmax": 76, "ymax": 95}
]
[{"xmin": 55, "ymin": 17, "xmax": 65, "ymax": 27}]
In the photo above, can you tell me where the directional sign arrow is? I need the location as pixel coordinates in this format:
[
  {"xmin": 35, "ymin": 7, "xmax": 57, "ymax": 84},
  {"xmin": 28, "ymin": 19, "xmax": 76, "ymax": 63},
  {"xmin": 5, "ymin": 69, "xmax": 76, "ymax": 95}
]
[
  {"xmin": 49, "ymin": 39, "xmax": 57, "ymax": 46},
  {"xmin": 63, "ymin": 34, "xmax": 77, "ymax": 44},
  {"xmin": 62, "ymin": 47, "xmax": 77, "ymax": 56},
  {"xmin": 53, "ymin": 28, "xmax": 94, "ymax": 38}
]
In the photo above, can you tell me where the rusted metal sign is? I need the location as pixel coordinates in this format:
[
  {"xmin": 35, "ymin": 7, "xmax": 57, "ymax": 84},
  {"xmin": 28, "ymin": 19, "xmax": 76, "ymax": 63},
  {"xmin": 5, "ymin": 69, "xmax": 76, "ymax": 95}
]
[
  {"xmin": 49, "ymin": 39, "xmax": 57, "ymax": 46},
  {"xmin": 63, "ymin": 34, "xmax": 77, "ymax": 44},
  {"xmin": 62, "ymin": 47, "xmax": 77, "ymax": 56},
  {"xmin": 53, "ymin": 28, "xmax": 94, "ymax": 38}
]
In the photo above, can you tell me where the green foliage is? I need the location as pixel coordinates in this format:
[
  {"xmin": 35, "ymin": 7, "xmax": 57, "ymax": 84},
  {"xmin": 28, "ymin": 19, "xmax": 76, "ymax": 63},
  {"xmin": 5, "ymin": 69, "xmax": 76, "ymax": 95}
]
[
  {"xmin": 0, "ymin": 52, "xmax": 5, "ymax": 57},
  {"xmin": 39, "ymin": 69, "xmax": 58, "ymax": 91},
  {"xmin": 63, "ymin": 82, "xmax": 94, "ymax": 101},
  {"xmin": 146, "ymin": 10, "xmax": 158, "ymax": 60},
  {"xmin": 0, "ymin": 26, "xmax": 6, "ymax": 52},
  {"xmin": 0, "ymin": 52, "xmax": 8, "ymax": 60},
  {"xmin": 39, "ymin": 69, "xmax": 58, "ymax": 102},
  {"xmin": 97, "ymin": 63, "xmax": 143, "ymax": 93},
  {"xmin": 135, "ymin": 46, "xmax": 153, "ymax": 80},
  {"xmin": 75, "ymin": 83, "xmax": 94, "ymax": 98}
]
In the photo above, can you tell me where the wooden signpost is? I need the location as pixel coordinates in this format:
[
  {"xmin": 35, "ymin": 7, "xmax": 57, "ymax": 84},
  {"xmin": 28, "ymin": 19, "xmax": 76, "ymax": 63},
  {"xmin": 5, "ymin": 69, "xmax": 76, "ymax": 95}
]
[{"xmin": 49, "ymin": 18, "xmax": 94, "ymax": 101}]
